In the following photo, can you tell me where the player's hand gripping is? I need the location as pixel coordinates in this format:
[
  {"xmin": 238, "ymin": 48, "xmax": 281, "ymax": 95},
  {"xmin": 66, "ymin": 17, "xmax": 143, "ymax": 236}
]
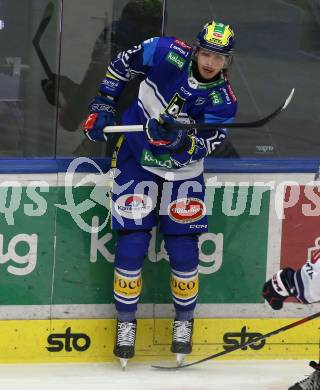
[
  {"xmin": 145, "ymin": 114, "xmax": 188, "ymax": 151},
  {"xmin": 83, "ymin": 95, "xmax": 116, "ymax": 142},
  {"xmin": 262, "ymin": 268, "xmax": 297, "ymax": 310}
]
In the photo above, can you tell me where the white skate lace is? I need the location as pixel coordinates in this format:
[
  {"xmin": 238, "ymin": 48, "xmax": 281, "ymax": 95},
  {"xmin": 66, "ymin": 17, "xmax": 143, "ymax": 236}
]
[
  {"xmin": 172, "ymin": 320, "xmax": 192, "ymax": 344},
  {"xmin": 117, "ymin": 322, "xmax": 136, "ymax": 347},
  {"xmin": 295, "ymin": 370, "xmax": 320, "ymax": 390}
]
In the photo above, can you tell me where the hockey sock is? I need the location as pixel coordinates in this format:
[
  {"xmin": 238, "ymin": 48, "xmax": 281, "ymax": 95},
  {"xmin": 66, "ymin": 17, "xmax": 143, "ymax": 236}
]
[
  {"xmin": 114, "ymin": 267, "xmax": 142, "ymax": 312},
  {"xmin": 170, "ymin": 267, "xmax": 199, "ymax": 311},
  {"xmin": 113, "ymin": 230, "xmax": 151, "ymax": 313},
  {"xmin": 117, "ymin": 311, "xmax": 136, "ymax": 322},
  {"xmin": 175, "ymin": 309, "xmax": 194, "ymax": 321}
]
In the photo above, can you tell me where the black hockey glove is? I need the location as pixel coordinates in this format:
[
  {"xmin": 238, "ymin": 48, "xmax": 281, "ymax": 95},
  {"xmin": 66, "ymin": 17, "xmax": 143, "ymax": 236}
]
[
  {"xmin": 83, "ymin": 95, "xmax": 116, "ymax": 142},
  {"xmin": 146, "ymin": 114, "xmax": 189, "ymax": 151},
  {"xmin": 262, "ymin": 267, "xmax": 297, "ymax": 310}
]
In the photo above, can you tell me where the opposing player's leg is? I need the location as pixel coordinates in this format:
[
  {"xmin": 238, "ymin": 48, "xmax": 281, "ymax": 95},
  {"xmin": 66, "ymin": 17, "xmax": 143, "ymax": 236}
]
[{"xmin": 160, "ymin": 173, "xmax": 208, "ymax": 365}]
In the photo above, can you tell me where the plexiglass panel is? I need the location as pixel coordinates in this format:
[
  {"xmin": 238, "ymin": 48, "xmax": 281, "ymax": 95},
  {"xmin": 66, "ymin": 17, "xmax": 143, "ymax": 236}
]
[
  {"xmin": 0, "ymin": 0, "xmax": 60, "ymax": 156},
  {"xmin": 55, "ymin": 0, "xmax": 163, "ymax": 157},
  {"xmin": 166, "ymin": 0, "xmax": 320, "ymax": 158},
  {"xmin": 1, "ymin": 0, "xmax": 319, "ymax": 159}
]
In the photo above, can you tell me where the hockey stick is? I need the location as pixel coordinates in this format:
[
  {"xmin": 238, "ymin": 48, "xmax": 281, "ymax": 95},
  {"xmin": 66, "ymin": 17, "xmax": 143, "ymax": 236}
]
[
  {"xmin": 152, "ymin": 309, "xmax": 320, "ymax": 370},
  {"xmin": 32, "ymin": 2, "xmax": 55, "ymax": 80},
  {"xmin": 103, "ymin": 88, "xmax": 294, "ymax": 134}
]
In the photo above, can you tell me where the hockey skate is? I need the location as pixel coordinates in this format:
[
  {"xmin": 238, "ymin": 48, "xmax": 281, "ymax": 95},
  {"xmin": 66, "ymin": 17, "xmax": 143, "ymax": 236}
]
[
  {"xmin": 113, "ymin": 319, "xmax": 137, "ymax": 370},
  {"xmin": 288, "ymin": 361, "xmax": 320, "ymax": 389},
  {"xmin": 171, "ymin": 318, "xmax": 194, "ymax": 366}
]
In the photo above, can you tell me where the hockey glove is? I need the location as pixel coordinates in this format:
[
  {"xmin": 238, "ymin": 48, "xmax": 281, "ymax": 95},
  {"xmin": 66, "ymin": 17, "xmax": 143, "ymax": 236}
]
[
  {"xmin": 170, "ymin": 136, "xmax": 208, "ymax": 168},
  {"xmin": 262, "ymin": 267, "xmax": 297, "ymax": 310},
  {"xmin": 145, "ymin": 114, "xmax": 188, "ymax": 151},
  {"xmin": 83, "ymin": 95, "xmax": 116, "ymax": 142}
]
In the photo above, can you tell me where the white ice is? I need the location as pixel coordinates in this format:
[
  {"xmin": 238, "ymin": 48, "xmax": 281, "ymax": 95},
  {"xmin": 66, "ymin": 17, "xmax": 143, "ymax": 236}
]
[{"xmin": 0, "ymin": 360, "xmax": 314, "ymax": 390}]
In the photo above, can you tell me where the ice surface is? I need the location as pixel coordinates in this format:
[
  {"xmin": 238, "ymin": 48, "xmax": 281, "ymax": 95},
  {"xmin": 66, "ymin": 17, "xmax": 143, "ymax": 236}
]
[{"xmin": 0, "ymin": 360, "xmax": 313, "ymax": 390}]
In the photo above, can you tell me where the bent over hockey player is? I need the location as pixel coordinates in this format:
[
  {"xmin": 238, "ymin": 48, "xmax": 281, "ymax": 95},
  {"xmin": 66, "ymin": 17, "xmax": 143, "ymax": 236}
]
[
  {"xmin": 263, "ymin": 245, "xmax": 320, "ymax": 389},
  {"xmin": 83, "ymin": 20, "xmax": 237, "ymax": 368}
]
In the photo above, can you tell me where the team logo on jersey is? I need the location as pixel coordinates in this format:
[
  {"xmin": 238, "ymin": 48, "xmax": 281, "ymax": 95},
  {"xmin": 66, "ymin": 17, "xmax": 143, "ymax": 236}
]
[
  {"xmin": 209, "ymin": 90, "xmax": 223, "ymax": 105},
  {"xmin": 115, "ymin": 194, "xmax": 153, "ymax": 219},
  {"xmin": 166, "ymin": 51, "xmax": 186, "ymax": 69},
  {"xmin": 165, "ymin": 93, "xmax": 185, "ymax": 117},
  {"xmin": 168, "ymin": 198, "xmax": 206, "ymax": 224}
]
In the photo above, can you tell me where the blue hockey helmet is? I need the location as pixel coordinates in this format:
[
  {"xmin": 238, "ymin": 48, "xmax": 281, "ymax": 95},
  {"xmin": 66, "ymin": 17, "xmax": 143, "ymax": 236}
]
[{"xmin": 196, "ymin": 20, "xmax": 235, "ymax": 55}]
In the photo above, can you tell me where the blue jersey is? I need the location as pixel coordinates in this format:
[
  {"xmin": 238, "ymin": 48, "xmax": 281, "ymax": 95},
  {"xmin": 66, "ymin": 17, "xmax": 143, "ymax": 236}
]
[{"xmin": 101, "ymin": 36, "xmax": 237, "ymax": 180}]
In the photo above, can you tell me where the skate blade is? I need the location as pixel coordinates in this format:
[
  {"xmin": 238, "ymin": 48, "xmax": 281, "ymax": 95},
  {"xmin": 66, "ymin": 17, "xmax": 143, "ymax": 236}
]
[
  {"xmin": 176, "ymin": 353, "xmax": 186, "ymax": 366},
  {"xmin": 119, "ymin": 358, "xmax": 128, "ymax": 370}
]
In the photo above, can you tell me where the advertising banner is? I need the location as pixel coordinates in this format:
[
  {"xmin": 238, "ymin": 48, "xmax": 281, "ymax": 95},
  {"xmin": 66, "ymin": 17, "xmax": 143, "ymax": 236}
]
[
  {"xmin": 0, "ymin": 181, "xmax": 270, "ymax": 306},
  {"xmin": 0, "ymin": 317, "xmax": 317, "ymax": 363},
  {"xmin": 280, "ymin": 185, "xmax": 320, "ymax": 270}
]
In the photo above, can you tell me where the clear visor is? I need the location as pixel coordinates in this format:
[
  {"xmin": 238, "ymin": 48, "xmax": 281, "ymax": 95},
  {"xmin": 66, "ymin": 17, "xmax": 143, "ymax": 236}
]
[{"xmin": 195, "ymin": 46, "xmax": 232, "ymax": 69}]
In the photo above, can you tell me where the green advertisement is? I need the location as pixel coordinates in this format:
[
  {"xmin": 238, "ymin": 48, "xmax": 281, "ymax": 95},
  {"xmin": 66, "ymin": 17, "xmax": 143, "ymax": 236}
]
[{"xmin": 0, "ymin": 182, "xmax": 270, "ymax": 305}]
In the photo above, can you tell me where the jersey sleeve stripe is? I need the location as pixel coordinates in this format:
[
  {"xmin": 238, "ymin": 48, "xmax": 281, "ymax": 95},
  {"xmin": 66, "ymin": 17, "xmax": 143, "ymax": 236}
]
[
  {"xmin": 107, "ymin": 65, "xmax": 128, "ymax": 82},
  {"xmin": 204, "ymin": 113, "xmax": 234, "ymax": 123},
  {"xmin": 142, "ymin": 37, "xmax": 159, "ymax": 66}
]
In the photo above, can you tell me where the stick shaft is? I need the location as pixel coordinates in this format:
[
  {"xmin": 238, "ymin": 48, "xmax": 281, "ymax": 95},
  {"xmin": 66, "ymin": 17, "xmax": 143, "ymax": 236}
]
[
  {"xmin": 152, "ymin": 310, "xmax": 320, "ymax": 370},
  {"xmin": 103, "ymin": 88, "xmax": 294, "ymax": 134},
  {"xmin": 103, "ymin": 125, "xmax": 144, "ymax": 133},
  {"xmin": 181, "ymin": 310, "xmax": 320, "ymax": 368}
]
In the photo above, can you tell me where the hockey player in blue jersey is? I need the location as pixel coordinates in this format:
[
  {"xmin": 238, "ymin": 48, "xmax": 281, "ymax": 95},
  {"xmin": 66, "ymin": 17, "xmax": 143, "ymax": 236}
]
[
  {"xmin": 83, "ymin": 20, "xmax": 237, "ymax": 368},
  {"xmin": 263, "ymin": 249, "xmax": 320, "ymax": 388}
]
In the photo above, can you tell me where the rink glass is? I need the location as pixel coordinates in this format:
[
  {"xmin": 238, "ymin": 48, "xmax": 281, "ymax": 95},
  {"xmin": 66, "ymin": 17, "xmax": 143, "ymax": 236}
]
[{"xmin": 0, "ymin": 0, "xmax": 319, "ymax": 159}]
